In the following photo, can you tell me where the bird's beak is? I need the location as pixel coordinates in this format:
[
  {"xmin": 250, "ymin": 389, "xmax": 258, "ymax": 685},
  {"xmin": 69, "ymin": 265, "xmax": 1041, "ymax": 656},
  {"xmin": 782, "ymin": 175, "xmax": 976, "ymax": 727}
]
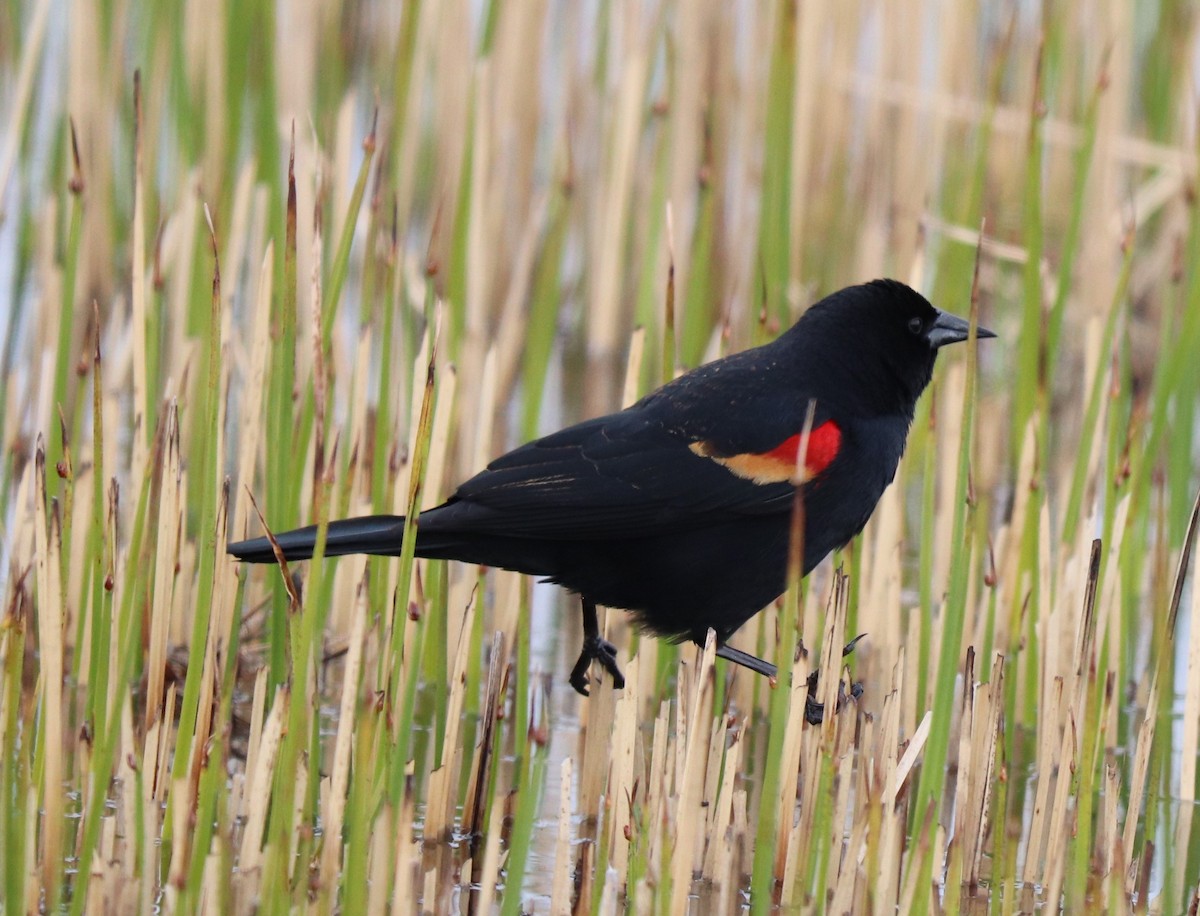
[{"xmin": 926, "ymin": 309, "xmax": 996, "ymax": 349}]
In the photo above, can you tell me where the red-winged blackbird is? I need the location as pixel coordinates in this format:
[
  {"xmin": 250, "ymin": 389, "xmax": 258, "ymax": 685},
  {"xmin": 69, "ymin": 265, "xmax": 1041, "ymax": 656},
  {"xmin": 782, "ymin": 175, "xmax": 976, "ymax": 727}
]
[{"xmin": 229, "ymin": 279, "xmax": 993, "ymax": 702}]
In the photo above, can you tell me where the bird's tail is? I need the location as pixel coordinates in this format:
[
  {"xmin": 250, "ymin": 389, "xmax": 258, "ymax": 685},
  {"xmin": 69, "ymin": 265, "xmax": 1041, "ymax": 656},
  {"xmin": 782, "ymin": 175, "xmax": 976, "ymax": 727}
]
[{"xmin": 228, "ymin": 515, "xmax": 410, "ymax": 564}]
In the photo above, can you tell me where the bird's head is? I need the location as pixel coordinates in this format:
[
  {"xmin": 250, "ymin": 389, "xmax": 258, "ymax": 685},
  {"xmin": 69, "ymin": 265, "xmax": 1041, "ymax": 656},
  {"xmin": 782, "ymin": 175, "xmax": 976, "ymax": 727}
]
[{"xmin": 785, "ymin": 279, "xmax": 995, "ymax": 416}]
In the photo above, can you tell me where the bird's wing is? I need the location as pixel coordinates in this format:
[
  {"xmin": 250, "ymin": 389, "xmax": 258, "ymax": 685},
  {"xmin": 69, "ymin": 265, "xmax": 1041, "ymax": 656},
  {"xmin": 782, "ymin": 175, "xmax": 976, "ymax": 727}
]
[{"xmin": 426, "ymin": 401, "xmax": 843, "ymax": 541}]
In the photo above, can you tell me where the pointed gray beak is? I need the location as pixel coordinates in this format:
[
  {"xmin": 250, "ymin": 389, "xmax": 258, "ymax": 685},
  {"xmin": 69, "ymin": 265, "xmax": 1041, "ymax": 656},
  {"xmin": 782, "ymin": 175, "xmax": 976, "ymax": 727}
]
[{"xmin": 926, "ymin": 309, "xmax": 996, "ymax": 349}]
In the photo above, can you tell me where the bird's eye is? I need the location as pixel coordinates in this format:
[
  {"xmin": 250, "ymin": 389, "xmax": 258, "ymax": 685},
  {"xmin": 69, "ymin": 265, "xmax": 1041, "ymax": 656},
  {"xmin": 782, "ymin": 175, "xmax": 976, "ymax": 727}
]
[{"xmin": 907, "ymin": 317, "xmax": 924, "ymax": 335}]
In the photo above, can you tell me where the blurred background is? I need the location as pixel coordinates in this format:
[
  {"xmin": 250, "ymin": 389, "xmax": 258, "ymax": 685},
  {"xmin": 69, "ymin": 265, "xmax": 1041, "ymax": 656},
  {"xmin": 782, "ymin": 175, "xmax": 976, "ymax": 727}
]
[{"xmin": 2, "ymin": 0, "xmax": 1199, "ymax": 912}]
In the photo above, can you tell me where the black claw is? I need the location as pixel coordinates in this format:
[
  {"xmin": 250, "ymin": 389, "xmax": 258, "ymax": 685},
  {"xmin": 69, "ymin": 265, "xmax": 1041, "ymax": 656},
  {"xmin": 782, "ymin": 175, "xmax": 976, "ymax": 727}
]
[
  {"xmin": 804, "ymin": 635, "xmax": 868, "ymax": 725},
  {"xmin": 569, "ymin": 634, "xmax": 626, "ymax": 696},
  {"xmin": 569, "ymin": 656, "xmax": 592, "ymax": 696},
  {"xmin": 842, "ymin": 633, "xmax": 868, "ymax": 657},
  {"xmin": 804, "ymin": 693, "xmax": 825, "ymax": 726},
  {"xmin": 805, "ymin": 676, "xmax": 864, "ymax": 725},
  {"xmin": 595, "ymin": 638, "xmax": 626, "ymax": 688}
]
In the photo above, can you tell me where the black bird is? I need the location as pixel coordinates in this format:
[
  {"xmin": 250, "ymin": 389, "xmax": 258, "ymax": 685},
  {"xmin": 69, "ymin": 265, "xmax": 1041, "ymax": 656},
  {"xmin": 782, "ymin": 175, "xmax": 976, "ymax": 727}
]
[{"xmin": 229, "ymin": 279, "xmax": 993, "ymax": 702}]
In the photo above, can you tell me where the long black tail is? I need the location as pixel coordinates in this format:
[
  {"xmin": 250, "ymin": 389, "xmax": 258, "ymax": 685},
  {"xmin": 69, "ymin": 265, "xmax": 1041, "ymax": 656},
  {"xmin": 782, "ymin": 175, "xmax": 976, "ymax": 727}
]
[{"xmin": 228, "ymin": 515, "xmax": 410, "ymax": 563}]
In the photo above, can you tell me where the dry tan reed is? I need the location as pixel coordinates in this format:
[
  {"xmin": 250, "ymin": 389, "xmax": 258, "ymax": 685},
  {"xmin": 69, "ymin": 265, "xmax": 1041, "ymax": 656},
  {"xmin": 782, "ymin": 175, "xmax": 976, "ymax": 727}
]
[{"xmin": 3, "ymin": 1, "xmax": 1200, "ymax": 913}]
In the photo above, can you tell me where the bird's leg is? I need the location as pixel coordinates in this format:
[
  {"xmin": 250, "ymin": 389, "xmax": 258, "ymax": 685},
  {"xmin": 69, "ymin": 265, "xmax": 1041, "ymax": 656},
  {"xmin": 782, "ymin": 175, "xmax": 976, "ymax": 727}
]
[
  {"xmin": 804, "ymin": 634, "xmax": 867, "ymax": 725},
  {"xmin": 568, "ymin": 598, "xmax": 626, "ymax": 696},
  {"xmin": 714, "ymin": 643, "xmax": 777, "ymax": 678}
]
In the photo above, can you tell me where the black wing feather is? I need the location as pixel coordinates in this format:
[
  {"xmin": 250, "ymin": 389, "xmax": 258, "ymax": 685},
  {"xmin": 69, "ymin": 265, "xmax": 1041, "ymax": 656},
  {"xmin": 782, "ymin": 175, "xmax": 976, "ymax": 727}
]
[{"xmin": 421, "ymin": 392, "xmax": 828, "ymax": 541}]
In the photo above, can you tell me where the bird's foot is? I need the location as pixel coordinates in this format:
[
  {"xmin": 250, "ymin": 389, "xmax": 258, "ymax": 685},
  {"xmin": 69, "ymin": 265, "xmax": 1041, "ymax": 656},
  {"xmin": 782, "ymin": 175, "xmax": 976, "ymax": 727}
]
[
  {"xmin": 568, "ymin": 635, "xmax": 626, "ymax": 696},
  {"xmin": 804, "ymin": 633, "xmax": 867, "ymax": 725},
  {"xmin": 804, "ymin": 678, "xmax": 864, "ymax": 725}
]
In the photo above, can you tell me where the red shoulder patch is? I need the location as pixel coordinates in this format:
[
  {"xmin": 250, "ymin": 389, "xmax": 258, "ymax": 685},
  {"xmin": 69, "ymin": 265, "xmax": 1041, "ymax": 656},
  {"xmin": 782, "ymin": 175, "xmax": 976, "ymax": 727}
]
[
  {"xmin": 760, "ymin": 420, "xmax": 842, "ymax": 477},
  {"xmin": 689, "ymin": 420, "xmax": 842, "ymax": 485}
]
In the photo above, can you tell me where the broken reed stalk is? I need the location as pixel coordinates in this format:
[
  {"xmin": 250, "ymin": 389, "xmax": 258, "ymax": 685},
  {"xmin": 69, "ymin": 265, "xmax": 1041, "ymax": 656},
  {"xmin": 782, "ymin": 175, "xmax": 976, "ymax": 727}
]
[{"xmin": 3, "ymin": 4, "xmax": 1200, "ymax": 913}]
